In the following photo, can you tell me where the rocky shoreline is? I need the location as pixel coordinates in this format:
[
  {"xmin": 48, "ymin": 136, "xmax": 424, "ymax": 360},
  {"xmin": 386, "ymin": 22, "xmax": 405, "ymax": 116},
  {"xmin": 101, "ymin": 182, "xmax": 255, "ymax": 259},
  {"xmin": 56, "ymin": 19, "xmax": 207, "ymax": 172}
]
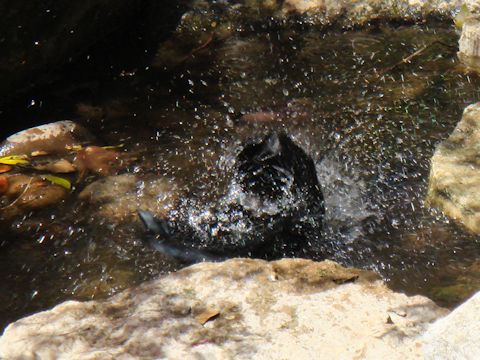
[
  {"xmin": 0, "ymin": 259, "xmax": 457, "ymax": 359},
  {"xmin": 2, "ymin": 1, "xmax": 480, "ymax": 359}
]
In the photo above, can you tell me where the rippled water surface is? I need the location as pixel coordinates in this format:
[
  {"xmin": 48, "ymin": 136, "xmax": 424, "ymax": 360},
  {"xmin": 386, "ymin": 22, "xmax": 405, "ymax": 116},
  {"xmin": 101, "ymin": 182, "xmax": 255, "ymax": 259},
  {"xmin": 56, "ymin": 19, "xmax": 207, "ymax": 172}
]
[{"xmin": 2, "ymin": 23, "xmax": 480, "ymax": 329}]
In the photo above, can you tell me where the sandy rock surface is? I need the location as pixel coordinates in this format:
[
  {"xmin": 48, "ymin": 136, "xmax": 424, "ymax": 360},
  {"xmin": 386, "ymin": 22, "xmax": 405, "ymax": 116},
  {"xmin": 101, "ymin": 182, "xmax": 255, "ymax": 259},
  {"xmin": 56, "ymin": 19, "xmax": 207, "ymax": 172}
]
[
  {"xmin": 0, "ymin": 259, "xmax": 448, "ymax": 360},
  {"xmin": 427, "ymin": 102, "xmax": 480, "ymax": 233},
  {"xmin": 424, "ymin": 291, "xmax": 480, "ymax": 360}
]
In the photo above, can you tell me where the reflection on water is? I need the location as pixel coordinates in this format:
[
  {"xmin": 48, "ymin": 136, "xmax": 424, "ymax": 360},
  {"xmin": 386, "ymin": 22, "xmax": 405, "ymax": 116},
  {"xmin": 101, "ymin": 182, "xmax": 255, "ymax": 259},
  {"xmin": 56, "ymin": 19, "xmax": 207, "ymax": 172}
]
[{"xmin": 1, "ymin": 23, "xmax": 480, "ymax": 330}]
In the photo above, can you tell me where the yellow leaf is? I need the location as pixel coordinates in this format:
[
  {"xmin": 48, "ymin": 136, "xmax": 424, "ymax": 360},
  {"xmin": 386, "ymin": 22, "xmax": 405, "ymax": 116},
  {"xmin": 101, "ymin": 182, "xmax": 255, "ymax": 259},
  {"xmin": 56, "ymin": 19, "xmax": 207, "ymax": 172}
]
[
  {"xmin": 0, "ymin": 155, "xmax": 29, "ymax": 165},
  {"xmin": 65, "ymin": 144, "xmax": 83, "ymax": 151},
  {"xmin": 31, "ymin": 150, "xmax": 49, "ymax": 157},
  {"xmin": 101, "ymin": 144, "xmax": 124, "ymax": 150},
  {"xmin": 42, "ymin": 175, "xmax": 71, "ymax": 190}
]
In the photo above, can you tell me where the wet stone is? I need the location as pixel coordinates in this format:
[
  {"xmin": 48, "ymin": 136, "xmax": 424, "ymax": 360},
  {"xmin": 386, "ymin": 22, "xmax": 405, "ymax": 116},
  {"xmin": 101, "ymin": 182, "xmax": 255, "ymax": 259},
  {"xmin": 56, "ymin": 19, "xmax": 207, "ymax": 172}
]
[
  {"xmin": 0, "ymin": 175, "xmax": 68, "ymax": 220},
  {"xmin": 427, "ymin": 102, "xmax": 480, "ymax": 233},
  {"xmin": 79, "ymin": 174, "xmax": 177, "ymax": 224},
  {"xmin": 430, "ymin": 260, "xmax": 480, "ymax": 304},
  {"xmin": 0, "ymin": 120, "xmax": 94, "ymax": 157}
]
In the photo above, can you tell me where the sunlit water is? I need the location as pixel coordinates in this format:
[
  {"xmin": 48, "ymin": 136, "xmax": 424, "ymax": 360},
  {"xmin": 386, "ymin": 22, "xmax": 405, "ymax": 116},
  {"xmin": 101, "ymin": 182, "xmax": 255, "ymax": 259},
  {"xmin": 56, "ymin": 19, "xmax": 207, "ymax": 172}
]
[{"xmin": 1, "ymin": 23, "xmax": 480, "ymax": 330}]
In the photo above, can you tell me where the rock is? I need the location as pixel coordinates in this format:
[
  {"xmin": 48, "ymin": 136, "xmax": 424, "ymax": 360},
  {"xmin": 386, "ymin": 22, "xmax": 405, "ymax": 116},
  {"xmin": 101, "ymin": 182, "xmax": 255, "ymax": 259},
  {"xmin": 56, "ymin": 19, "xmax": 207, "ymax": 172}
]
[
  {"xmin": 72, "ymin": 267, "xmax": 138, "ymax": 300},
  {"xmin": 458, "ymin": 17, "xmax": 480, "ymax": 71},
  {"xmin": 0, "ymin": 174, "xmax": 69, "ymax": 219},
  {"xmin": 465, "ymin": 0, "xmax": 480, "ymax": 14},
  {"xmin": 153, "ymin": 0, "xmax": 463, "ymax": 73},
  {"xmin": 0, "ymin": 259, "xmax": 447, "ymax": 360},
  {"xmin": 430, "ymin": 260, "xmax": 480, "ymax": 305},
  {"xmin": 282, "ymin": 0, "xmax": 324, "ymax": 14},
  {"xmin": 424, "ymin": 291, "xmax": 480, "ymax": 359},
  {"xmin": 0, "ymin": 120, "xmax": 93, "ymax": 157},
  {"xmin": 79, "ymin": 174, "xmax": 177, "ymax": 224},
  {"xmin": 32, "ymin": 159, "xmax": 76, "ymax": 174},
  {"xmin": 427, "ymin": 102, "xmax": 480, "ymax": 233}
]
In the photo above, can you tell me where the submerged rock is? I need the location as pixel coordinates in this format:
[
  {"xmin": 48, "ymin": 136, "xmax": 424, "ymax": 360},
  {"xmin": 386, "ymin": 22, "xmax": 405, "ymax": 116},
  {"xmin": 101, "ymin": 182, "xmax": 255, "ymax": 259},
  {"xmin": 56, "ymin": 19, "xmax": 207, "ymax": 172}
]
[
  {"xmin": 79, "ymin": 174, "xmax": 177, "ymax": 224},
  {"xmin": 0, "ymin": 259, "xmax": 448, "ymax": 359},
  {"xmin": 0, "ymin": 175, "xmax": 68, "ymax": 219},
  {"xmin": 0, "ymin": 120, "xmax": 93, "ymax": 157},
  {"xmin": 427, "ymin": 102, "xmax": 480, "ymax": 233},
  {"xmin": 424, "ymin": 291, "xmax": 480, "ymax": 359},
  {"xmin": 430, "ymin": 260, "xmax": 480, "ymax": 305}
]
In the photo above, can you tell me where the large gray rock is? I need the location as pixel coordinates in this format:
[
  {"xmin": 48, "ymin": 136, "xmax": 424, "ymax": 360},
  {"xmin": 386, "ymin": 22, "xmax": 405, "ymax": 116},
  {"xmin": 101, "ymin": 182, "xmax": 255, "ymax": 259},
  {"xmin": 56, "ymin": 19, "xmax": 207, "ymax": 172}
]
[
  {"xmin": 0, "ymin": 259, "xmax": 447, "ymax": 359},
  {"xmin": 427, "ymin": 102, "xmax": 480, "ymax": 233},
  {"xmin": 424, "ymin": 291, "xmax": 480, "ymax": 360}
]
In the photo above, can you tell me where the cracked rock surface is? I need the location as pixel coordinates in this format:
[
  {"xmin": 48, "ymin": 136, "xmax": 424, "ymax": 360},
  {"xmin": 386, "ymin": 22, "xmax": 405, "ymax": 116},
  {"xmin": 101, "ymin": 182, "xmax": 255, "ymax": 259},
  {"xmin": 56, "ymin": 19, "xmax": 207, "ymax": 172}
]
[{"xmin": 0, "ymin": 259, "xmax": 448, "ymax": 360}]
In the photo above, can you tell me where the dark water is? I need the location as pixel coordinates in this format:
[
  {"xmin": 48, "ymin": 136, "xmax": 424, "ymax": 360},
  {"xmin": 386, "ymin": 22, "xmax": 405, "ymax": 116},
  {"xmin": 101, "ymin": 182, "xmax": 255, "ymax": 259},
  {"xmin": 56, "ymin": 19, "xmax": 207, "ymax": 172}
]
[{"xmin": 1, "ymin": 23, "xmax": 480, "ymax": 330}]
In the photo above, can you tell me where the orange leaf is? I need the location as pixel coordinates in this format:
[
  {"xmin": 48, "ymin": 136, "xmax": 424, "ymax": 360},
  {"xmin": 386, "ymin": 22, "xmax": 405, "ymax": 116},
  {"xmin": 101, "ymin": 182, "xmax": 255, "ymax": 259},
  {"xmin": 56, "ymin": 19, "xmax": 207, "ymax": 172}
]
[
  {"xmin": 0, "ymin": 164, "xmax": 12, "ymax": 173},
  {"xmin": 0, "ymin": 176, "xmax": 9, "ymax": 194},
  {"xmin": 194, "ymin": 308, "xmax": 220, "ymax": 325}
]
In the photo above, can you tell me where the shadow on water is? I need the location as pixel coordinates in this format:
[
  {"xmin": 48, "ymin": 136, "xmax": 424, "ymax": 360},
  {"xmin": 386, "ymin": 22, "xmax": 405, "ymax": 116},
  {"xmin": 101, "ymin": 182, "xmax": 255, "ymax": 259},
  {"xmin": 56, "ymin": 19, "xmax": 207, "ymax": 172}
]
[{"xmin": 1, "ymin": 22, "xmax": 480, "ymax": 330}]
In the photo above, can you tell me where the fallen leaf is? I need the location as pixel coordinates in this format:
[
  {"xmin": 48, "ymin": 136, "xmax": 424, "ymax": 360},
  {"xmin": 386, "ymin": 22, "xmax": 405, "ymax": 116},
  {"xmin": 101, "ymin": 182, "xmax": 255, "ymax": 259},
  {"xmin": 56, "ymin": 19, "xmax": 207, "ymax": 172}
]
[
  {"xmin": 31, "ymin": 150, "xmax": 49, "ymax": 157},
  {"xmin": 4, "ymin": 175, "xmax": 38, "ymax": 196},
  {"xmin": 0, "ymin": 155, "xmax": 29, "ymax": 165},
  {"xmin": 34, "ymin": 159, "xmax": 76, "ymax": 173},
  {"xmin": 194, "ymin": 308, "xmax": 220, "ymax": 325},
  {"xmin": 41, "ymin": 175, "xmax": 72, "ymax": 190},
  {"xmin": 102, "ymin": 144, "xmax": 124, "ymax": 150},
  {"xmin": 66, "ymin": 144, "xmax": 83, "ymax": 151},
  {"xmin": 0, "ymin": 176, "xmax": 8, "ymax": 194},
  {"xmin": 0, "ymin": 164, "xmax": 12, "ymax": 173}
]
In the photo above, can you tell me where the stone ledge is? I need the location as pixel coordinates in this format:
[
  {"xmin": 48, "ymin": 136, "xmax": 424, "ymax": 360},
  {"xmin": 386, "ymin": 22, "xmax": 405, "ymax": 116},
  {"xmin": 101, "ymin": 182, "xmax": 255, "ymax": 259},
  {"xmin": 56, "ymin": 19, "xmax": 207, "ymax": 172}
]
[{"xmin": 0, "ymin": 258, "xmax": 447, "ymax": 360}]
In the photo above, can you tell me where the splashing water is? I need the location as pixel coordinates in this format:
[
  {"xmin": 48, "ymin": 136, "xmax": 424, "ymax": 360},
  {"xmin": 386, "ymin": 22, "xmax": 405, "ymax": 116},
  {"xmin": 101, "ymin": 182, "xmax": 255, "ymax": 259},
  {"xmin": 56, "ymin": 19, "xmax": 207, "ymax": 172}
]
[{"xmin": 1, "ymin": 23, "xmax": 480, "ymax": 330}]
